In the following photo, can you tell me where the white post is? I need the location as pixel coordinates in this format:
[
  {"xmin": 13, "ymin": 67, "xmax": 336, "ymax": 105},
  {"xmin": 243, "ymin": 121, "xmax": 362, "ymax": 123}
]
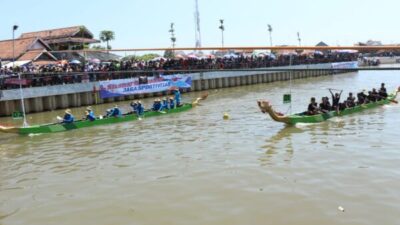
[{"xmin": 13, "ymin": 25, "xmax": 28, "ymax": 127}]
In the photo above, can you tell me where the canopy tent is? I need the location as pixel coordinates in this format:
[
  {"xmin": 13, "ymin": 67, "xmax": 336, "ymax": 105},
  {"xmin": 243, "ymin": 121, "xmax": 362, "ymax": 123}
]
[
  {"xmin": 69, "ymin": 59, "xmax": 81, "ymax": 64},
  {"xmin": 223, "ymin": 53, "xmax": 238, "ymax": 58},
  {"xmin": 89, "ymin": 58, "xmax": 101, "ymax": 64},
  {"xmin": 3, "ymin": 60, "xmax": 31, "ymax": 68}
]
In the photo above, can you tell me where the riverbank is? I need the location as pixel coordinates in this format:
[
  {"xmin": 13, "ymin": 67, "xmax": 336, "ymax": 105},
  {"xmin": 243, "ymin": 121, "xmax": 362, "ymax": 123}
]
[{"xmin": 0, "ymin": 62, "xmax": 357, "ymax": 117}]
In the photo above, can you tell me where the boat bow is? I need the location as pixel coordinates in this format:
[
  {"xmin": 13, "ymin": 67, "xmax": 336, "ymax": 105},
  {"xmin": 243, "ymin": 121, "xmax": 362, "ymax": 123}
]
[{"xmin": 257, "ymin": 100, "xmax": 290, "ymax": 124}]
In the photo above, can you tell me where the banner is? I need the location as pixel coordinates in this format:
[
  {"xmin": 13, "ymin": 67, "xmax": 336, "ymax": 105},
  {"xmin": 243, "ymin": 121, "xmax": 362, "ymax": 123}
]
[
  {"xmin": 331, "ymin": 61, "xmax": 358, "ymax": 69},
  {"xmin": 99, "ymin": 75, "xmax": 192, "ymax": 99}
]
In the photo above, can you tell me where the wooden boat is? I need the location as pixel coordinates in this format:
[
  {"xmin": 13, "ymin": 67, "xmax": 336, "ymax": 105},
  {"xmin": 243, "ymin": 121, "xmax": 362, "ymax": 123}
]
[
  {"xmin": 0, "ymin": 93, "xmax": 208, "ymax": 135},
  {"xmin": 257, "ymin": 88, "xmax": 399, "ymax": 125}
]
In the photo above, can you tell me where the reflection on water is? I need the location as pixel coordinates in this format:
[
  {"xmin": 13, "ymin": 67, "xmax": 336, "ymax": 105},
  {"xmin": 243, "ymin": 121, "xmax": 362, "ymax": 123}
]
[{"xmin": 1, "ymin": 71, "xmax": 400, "ymax": 225}]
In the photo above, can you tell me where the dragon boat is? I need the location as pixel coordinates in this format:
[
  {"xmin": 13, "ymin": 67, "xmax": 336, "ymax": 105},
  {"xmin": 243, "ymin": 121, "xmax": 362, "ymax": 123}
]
[
  {"xmin": 0, "ymin": 93, "xmax": 208, "ymax": 135},
  {"xmin": 257, "ymin": 88, "xmax": 399, "ymax": 125}
]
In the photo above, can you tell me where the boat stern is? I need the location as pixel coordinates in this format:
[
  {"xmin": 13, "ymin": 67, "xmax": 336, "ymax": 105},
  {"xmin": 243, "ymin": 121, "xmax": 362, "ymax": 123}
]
[{"xmin": 0, "ymin": 125, "xmax": 19, "ymax": 134}]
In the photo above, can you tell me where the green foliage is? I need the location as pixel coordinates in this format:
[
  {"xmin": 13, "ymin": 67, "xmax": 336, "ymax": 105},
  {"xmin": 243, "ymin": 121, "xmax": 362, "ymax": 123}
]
[
  {"xmin": 91, "ymin": 45, "xmax": 106, "ymax": 50},
  {"xmin": 164, "ymin": 50, "xmax": 175, "ymax": 58},
  {"xmin": 122, "ymin": 53, "xmax": 160, "ymax": 61},
  {"xmin": 99, "ymin": 30, "xmax": 115, "ymax": 50}
]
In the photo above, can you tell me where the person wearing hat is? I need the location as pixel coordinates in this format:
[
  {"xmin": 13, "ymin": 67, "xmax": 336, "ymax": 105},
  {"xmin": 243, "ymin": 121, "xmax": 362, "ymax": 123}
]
[
  {"xmin": 110, "ymin": 105, "xmax": 122, "ymax": 117},
  {"xmin": 136, "ymin": 101, "xmax": 144, "ymax": 117},
  {"xmin": 168, "ymin": 97, "xmax": 175, "ymax": 109},
  {"xmin": 173, "ymin": 88, "xmax": 182, "ymax": 107},
  {"xmin": 160, "ymin": 97, "xmax": 169, "ymax": 111},
  {"xmin": 130, "ymin": 100, "xmax": 138, "ymax": 113},
  {"xmin": 63, "ymin": 109, "xmax": 75, "ymax": 124},
  {"xmin": 85, "ymin": 106, "xmax": 96, "ymax": 121},
  {"xmin": 152, "ymin": 98, "xmax": 162, "ymax": 111}
]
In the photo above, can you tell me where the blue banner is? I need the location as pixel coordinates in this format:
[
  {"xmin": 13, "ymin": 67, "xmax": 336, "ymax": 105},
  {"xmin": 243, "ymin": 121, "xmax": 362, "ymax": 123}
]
[{"xmin": 99, "ymin": 75, "xmax": 192, "ymax": 99}]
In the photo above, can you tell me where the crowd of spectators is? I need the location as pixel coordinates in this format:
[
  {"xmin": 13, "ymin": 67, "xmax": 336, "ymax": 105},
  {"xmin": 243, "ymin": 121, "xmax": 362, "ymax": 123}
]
[{"xmin": 0, "ymin": 52, "xmax": 358, "ymax": 90}]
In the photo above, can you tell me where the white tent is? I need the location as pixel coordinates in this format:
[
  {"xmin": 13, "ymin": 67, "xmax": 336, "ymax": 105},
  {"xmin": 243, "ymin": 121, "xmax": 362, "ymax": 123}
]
[{"xmin": 4, "ymin": 60, "xmax": 31, "ymax": 68}]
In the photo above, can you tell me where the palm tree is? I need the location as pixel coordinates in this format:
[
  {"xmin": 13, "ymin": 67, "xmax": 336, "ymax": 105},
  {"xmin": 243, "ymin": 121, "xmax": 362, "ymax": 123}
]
[
  {"xmin": 267, "ymin": 24, "xmax": 273, "ymax": 46},
  {"xmin": 219, "ymin": 19, "xmax": 225, "ymax": 47},
  {"xmin": 99, "ymin": 30, "xmax": 115, "ymax": 50}
]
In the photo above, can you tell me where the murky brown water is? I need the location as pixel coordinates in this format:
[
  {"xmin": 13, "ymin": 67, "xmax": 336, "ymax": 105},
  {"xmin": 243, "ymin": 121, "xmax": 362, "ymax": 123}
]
[{"xmin": 1, "ymin": 70, "xmax": 400, "ymax": 225}]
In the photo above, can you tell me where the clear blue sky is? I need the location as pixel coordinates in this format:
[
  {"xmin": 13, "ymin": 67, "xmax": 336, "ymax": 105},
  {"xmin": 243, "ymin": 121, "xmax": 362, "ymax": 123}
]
[{"xmin": 1, "ymin": 0, "xmax": 400, "ymax": 49}]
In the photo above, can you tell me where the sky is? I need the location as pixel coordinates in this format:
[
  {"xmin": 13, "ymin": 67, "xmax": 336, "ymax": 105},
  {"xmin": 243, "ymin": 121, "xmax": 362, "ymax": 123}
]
[{"xmin": 2, "ymin": 0, "xmax": 400, "ymax": 50}]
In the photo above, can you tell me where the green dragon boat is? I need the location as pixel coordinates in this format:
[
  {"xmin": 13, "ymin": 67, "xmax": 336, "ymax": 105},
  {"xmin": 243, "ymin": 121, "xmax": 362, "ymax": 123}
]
[
  {"xmin": 257, "ymin": 88, "xmax": 399, "ymax": 125},
  {"xmin": 0, "ymin": 94, "xmax": 207, "ymax": 135}
]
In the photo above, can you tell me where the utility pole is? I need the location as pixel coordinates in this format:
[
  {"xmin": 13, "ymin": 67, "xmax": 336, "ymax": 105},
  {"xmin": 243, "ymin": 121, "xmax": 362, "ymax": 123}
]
[
  {"xmin": 194, "ymin": 0, "xmax": 202, "ymax": 49},
  {"xmin": 169, "ymin": 23, "xmax": 176, "ymax": 49},
  {"xmin": 297, "ymin": 32, "xmax": 302, "ymax": 46},
  {"xmin": 268, "ymin": 24, "xmax": 273, "ymax": 46},
  {"xmin": 219, "ymin": 19, "xmax": 225, "ymax": 47}
]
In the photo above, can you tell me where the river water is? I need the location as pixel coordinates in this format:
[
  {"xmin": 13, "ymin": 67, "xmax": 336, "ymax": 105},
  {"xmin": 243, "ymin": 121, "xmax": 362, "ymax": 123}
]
[{"xmin": 1, "ymin": 70, "xmax": 400, "ymax": 225}]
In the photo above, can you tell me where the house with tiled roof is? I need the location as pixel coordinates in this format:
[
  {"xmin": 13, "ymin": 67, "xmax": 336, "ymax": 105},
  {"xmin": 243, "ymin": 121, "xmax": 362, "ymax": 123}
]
[
  {"xmin": 0, "ymin": 37, "xmax": 57, "ymax": 66},
  {"xmin": 20, "ymin": 25, "xmax": 100, "ymax": 51}
]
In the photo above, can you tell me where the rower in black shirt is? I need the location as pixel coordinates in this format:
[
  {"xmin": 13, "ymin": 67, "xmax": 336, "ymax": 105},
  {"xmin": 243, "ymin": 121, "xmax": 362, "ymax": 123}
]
[
  {"xmin": 372, "ymin": 88, "xmax": 382, "ymax": 101},
  {"xmin": 379, "ymin": 83, "xmax": 388, "ymax": 98},
  {"xmin": 367, "ymin": 91, "xmax": 376, "ymax": 102},
  {"xmin": 319, "ymin": 97, "xmax": 332, "ymax": 113},
  {"xmin": 329, "ymin": 89, "xmax": 343, "ymax": 111},
  {"xmin": 307, "ymin": 97, "xmax": 319, "ymax": 115},
  {"xmin": 346, "ymin": 92, "xmax": 356, "ymax": 108},
  {"xmin": 357, "ymin": 89, "xmax": 368, "ymax": 105}
]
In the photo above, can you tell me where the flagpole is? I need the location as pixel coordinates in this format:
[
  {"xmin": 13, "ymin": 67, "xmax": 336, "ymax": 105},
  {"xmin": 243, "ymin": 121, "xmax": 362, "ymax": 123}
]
[{"xmin": 13, "ymin": 25, "xmax": 28, "ymax": 127}]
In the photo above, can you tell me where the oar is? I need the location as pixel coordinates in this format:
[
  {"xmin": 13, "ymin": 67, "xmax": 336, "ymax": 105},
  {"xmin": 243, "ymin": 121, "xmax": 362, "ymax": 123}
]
[{"xmin": 390, "ymin": 99, "xmax": 398, "ymax": 104}]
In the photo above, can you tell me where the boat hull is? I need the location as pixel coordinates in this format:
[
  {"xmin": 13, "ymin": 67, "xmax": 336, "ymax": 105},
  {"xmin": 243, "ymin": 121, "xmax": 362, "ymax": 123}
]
[
  {"xmin": 4, "ymin": 103, "xmax": 193, "ymax": 135},
  {"xmin": 258, "ymin": 90, "xmax": 398, "ymax": 125}
]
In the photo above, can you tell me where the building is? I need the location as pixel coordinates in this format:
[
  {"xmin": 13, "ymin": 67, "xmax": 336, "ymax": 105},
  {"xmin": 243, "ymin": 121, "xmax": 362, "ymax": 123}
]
[
  {"xmin": 20, "ymin": 26, "xmax": 99, "ymax": 51},
  {"xmin": 0, "ymin": 26, "xmax": 119, "ymax": 67},
  {"xmin": 0, "ymin": 37, "xmax": 57, "ymax": 66}
]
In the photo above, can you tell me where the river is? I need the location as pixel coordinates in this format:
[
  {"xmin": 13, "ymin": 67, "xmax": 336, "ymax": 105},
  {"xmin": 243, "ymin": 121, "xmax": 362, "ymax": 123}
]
[{"xmin": 1, "ymin": 70, "xmax": 400, "ymax": 225}]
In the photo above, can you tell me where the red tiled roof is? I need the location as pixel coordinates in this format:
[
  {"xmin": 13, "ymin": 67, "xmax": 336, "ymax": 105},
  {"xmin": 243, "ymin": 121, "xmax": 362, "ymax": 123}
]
[
  {"xmin": 0, "ymin": 37, "xmax": 49, "ymax": 60},
  {"xmin": 46, "ymin": 37, "xmax": 100, "ymax": 44},
  {"xmin": 20, "ymin": 26, "xmax": 94, "ymax": 40},
  {"xmin": 18, "ymin": 50, "xmax": 57, "ymax": 61}
]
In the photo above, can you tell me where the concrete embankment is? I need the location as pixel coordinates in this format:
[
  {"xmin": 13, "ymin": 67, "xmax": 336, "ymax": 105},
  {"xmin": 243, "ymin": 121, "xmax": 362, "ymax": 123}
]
[{"xmin": 0, "ymin": 62, "xmax": 357, "ymax": 116}]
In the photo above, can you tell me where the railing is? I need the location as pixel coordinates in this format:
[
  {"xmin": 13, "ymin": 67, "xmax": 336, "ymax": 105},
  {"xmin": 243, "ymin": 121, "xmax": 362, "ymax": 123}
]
[{"xmin": 0, "ymin": 57, "xmax": 356, "ymax": 90}]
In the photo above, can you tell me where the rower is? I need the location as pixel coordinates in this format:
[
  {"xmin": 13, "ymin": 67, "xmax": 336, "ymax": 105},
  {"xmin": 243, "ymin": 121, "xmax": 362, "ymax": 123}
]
[
  {"xmin": 110, "ymin": 105, "xmax": 122, "ymax": 117},
  {"xmin": 159, "ymin": 97, "xmax": 169, "ymax": 111},
  {"xmin": 357, "ymin": 89, "xmax": 368, "ymax": 105},
  {"xmin": 152, "ymin": 98, "xmax": 162, "ymax": 111},
  {"xmin": 346, "ymin": 92, "xmax": 356, "ymax": 108},
  {"xmin": 379, "ymin": 83, "xmax": 388, "ymax": 98},
  {"xmin": 130, "ymin": 101, "xmax": 138, "ymax": 113},
  {"xmin": 169, "ymin": 97, "xmax": 175, "ymax": 109},
  {"xmin": 136, "ymin": 101, "xmax": 144, "ymax": 116},
  {"xmin": 329, "ymin": 89, "xmax": 343, "ymax": 111},
  {"xmin": 371, "ymin": 88, "xmax": 381, "ymax": 101},
  {"xmin": 319, "ymin": 97, "xmax": 332, "ymax": 113},
  {"xmin": 85, "ymin": 106, "xmax": 96, "ymax": 121},
  {"xmin": 62, "ymin": 109, "xmax": 74, "ymax": 124},
  {"xmin": 367, "ymin": 91, "xmax": 376, "ymax": 102},
  {"xmin": 173, "ymin": 89, "xmax": 182, "ymax": 107},
  {"xmin": 307, "ymin": 97, "xmax": 319, "ymax": 115}
]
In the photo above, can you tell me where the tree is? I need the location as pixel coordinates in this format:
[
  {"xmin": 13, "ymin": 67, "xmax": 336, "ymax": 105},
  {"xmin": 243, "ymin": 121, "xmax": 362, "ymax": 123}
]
[
  {"xmin": 164, "ymin": 50, "xmax": 175, "ymax": 58},
  {"xmin": 91, "ymin": 45, "xmax": 106, "ymax": 50},
  {"xmin": 99, "ymin": 30, "xmax": 115, "ymax": 50}
]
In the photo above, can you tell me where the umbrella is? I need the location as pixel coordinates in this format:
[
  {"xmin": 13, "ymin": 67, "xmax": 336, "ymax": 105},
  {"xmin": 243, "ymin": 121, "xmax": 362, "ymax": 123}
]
[
  {"xmin": 69, "ymin": 59, "xmax": 81, "ymax": 64},
  {"xmin": 187, "ymin": 53, "xmax": 199, "ymax": 59},
  {"xmin": 223, "ymin": 53, "xmax": 238, "ymax": 58},
  {"xmin": 89, "ymin": 58, "xmax": 101, "ymax": 64}
]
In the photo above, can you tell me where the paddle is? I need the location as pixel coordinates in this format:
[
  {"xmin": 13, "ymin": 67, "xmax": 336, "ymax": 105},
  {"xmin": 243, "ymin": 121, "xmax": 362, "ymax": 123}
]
[{"xmin": 56, "ymin": 116, "xmax": 63, "ymax": 121}]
